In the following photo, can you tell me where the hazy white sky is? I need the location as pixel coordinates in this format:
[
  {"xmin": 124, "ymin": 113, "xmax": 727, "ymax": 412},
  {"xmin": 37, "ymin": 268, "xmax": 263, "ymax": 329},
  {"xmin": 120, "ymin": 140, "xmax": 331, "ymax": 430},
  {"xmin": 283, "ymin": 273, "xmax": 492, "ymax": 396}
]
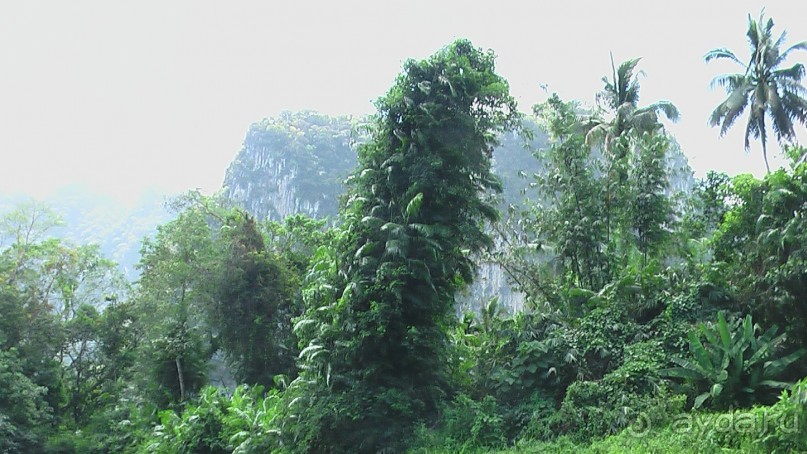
[{"xmin": 1, "ymin": 1, "xmax": 806, "ymax": 205}]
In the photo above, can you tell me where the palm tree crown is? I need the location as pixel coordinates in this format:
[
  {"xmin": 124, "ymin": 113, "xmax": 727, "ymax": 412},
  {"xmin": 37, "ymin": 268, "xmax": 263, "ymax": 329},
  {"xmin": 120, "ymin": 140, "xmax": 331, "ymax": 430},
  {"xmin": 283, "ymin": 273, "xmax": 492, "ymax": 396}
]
[
  {"xmin": 706, "ymin": 11, "xmax": 807, "ymax": 172},
  {"xmin": 586, "ymin": 55, "xmax": 680, "ymax": 153}
]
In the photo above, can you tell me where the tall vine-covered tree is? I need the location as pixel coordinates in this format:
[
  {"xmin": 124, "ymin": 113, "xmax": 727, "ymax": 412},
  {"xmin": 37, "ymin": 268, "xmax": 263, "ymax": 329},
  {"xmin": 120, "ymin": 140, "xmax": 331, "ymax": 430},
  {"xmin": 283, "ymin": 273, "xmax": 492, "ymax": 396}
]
[
  {"xmin": 706, "ymin": 12, "xmax": 807, "ymax": 172},
  {"xmin": 289, "ymin": 40, "xmax": 518, "ymax": 453}
]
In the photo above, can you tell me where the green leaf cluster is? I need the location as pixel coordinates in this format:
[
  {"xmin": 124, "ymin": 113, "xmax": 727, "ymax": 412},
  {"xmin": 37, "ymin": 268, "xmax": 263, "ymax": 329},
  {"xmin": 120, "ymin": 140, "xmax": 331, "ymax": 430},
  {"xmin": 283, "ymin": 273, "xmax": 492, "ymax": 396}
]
[{"xmin": 664, "ymin": 311, "xmax": 804, "ymax": 409}]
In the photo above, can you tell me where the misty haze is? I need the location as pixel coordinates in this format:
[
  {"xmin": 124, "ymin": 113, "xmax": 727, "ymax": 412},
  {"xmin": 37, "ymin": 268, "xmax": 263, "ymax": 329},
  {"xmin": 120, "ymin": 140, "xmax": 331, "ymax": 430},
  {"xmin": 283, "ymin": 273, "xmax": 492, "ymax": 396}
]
[{"xmin": 2, "ymin": 2, "xmax": 807, "ymax": 453}]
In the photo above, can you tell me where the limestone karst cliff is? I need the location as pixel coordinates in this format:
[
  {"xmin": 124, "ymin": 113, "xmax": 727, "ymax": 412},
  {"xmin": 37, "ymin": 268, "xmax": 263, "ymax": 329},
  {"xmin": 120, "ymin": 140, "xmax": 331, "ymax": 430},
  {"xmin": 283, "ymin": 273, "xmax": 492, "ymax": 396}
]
[
  {"xmin": 223, "ymin": 111, "xmax": 357, "ymax": 221},
  {"xmin": 221, "ymin": 111, "xmax": 695, "ymax": 313},
  {"xmin": 222, "ymin": 111, "xmax": 544, "ymax": 312}
]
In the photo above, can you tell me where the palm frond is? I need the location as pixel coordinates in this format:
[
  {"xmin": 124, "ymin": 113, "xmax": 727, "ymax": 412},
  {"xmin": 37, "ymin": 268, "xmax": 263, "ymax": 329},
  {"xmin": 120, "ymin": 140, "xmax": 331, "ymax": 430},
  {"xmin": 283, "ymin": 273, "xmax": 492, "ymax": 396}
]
[
  {"xmin": 584, "ymin": 123, "xmax": 607, "ymax": 148},
  {"xmin": 766, "ymin": 84, "xmax": 796, "ymax": 141},
  {"xmin": 709, "ymin": 73, "xmax": 747, "ymax": 92},
  {"xmin": 772, "ymin": 63, "xmax": 806, "ymax": 82},
  {"xmin": 630, "ymin": 109, "xmax": 661, "ymax": 132},
  {"xmin": 781, "ymin": 91, "xmax": 807, "ymax": 124},
  {"xmin": 778, "ymin": 41, "xmax": 807, "ymax": 64},
  {"xmin": 743, "ymin": 109, "xmax": 761, "ymax": 150},
  {"xmin": 709, "ymin": 83, "xmax": 750, "ymax": 135},
  {"xmin": 773, "ymin": 31, "xmax": 789, "ymax": 58},
  {"xmin": 617, "ymin": 58, "xmax": 642, "ymax": 105},
  {"xmin": 704, "ymin": 48, "xmax": 745, "ymax": 67},
  {"xmin": 778, "ymin": 77, "xmax": 807, "ymax": 97},
  {"xmin": 762, "ymin": 16, "xmax": 775, "ymax": 37},
  {"xmin": 648, "ymin": 101, "xmax": 681, "ymax": 122},
  {"xmin": 746, "ymin": 14, "xmax": 761, "ymax": 51},
  {"xmin": 758, "ymin": 114, "xmax": 768, "ymax": 158}
]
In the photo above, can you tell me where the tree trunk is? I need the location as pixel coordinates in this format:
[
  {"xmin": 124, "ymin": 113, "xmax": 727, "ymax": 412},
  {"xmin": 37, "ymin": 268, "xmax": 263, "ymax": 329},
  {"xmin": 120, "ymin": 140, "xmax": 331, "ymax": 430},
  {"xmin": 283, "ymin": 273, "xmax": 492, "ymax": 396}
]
[
  {"xmin": 762, "ymin": 140, "xmax": 771, "ymax": 173},
  {"xmin": 760, "ymin": 116, "xmax": 771, "ymax": 174},
  {"xmin": 175, "ymin": 356, "xmax": 185, "ymax": 401},
  {"xmin": 176, "ymin": 282, "xmax": 188, "ymax": 401}
]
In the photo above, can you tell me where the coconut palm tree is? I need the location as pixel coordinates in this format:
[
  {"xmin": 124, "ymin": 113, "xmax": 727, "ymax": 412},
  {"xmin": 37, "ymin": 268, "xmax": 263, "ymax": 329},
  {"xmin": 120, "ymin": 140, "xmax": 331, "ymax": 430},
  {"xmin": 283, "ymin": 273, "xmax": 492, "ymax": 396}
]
[
  {"xmin": 706, "ymin": 12, "xmax": 807, "ymax": 172},
  {"xmin": 585, "ymin": 55, "xmax": 680, "ymax": 154}
]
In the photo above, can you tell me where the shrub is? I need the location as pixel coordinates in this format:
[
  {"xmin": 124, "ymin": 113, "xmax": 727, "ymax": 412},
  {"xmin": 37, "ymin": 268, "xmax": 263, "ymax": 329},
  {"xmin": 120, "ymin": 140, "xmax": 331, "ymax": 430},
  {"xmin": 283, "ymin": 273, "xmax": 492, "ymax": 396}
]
[
  {"xmin": 664, "ymin": 311, "xmax": 804, "ymax": 409},
  {"xmin": 410, "ymin": 393, "xmax": 506, "ymax": 452},
  {"xmin": 524, "ymin": 341, "xmax": 684, "ymax": 443}
]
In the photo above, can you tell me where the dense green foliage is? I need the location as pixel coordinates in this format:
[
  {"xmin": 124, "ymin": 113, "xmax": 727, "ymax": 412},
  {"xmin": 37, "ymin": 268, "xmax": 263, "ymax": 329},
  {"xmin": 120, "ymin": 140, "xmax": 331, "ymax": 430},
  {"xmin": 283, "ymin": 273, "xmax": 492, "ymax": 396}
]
[
  {"xmin": 144, "ymin": 385, "xmax": 282, "ymax": 454},
  {"xmin": 285, "ymin": 39, "xmax": 519, "ymax": 453},
  {"xmin": 2, "ymin": 20, "xmax": 807, "ymax": 453},
  {"xmin": 665, "ymin": 311, "xmax": 804, "ymax": 409},
  {"xmin": 208, "ymin": 214, "xmax": 298, "ymax": 386}
]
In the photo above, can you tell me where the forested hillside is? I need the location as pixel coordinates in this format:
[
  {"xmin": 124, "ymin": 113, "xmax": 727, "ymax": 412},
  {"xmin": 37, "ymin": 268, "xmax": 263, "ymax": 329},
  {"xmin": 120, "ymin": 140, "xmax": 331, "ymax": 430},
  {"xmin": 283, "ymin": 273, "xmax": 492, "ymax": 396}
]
[
  {"xmin": 3, "ymin": 13, "xmax": 807, "ymax": 453},
  {"xmin": 0, "ymin": 188, "xmax": 172, "ymax": 278}
]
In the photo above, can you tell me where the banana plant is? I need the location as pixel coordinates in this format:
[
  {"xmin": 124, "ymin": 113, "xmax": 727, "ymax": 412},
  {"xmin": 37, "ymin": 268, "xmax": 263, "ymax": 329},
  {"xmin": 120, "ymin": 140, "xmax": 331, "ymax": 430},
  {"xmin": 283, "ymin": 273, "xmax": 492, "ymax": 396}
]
[{"xmin": 664, "ymin": 311, "xmax": 804, "ymax": 409}]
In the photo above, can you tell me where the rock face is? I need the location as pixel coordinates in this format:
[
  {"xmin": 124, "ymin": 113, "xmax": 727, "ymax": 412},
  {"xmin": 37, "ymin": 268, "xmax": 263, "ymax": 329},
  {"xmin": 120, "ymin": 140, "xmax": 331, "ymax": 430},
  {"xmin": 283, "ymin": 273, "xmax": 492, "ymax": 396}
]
[
  {"xmin": 223, "ymin": 112, "xmax": 544, "ymax": 312},
  {"xmin": 467, "ymin": 124, "xmax": 550, "ymax": 313},
  {"xmin": 666, "ymin": 138, "xmax": 696, "ymax": 196},
  {"xmin": 221, "ymin": 112, "xmax": 695, "ymax": 313},
  {"xmin": 223, "ymin": 111, "xmax": 357, "ymax": 221}
]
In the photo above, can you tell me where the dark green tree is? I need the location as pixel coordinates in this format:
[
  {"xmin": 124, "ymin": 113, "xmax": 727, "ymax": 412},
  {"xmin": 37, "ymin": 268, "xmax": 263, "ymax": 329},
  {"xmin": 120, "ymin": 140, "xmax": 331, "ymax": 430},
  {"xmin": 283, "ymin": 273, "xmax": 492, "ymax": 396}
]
[
  {"xmin": 584, "ymin": 57, "xmax": 678, "ymax": 269},
  {"xmin": 289, "ymin": 39, "xmax": 518, "ymax": 453},
  {"xmin": 706, "ymin": 11, "xmax": 807, "ymax": 172},
  {"xmin": 628, "ymin": 133, "xmax": 673, "ymax": 264},
  {"xmin": 713, "ymin": 149, "xmax": 807, "ymax": 365},
  {"xmin": 533, "ymin": 94, "xmax": 609, "ymax": 291},
  {"xmin": 208, "ymin": 212, "xmax": 299, "ymax": 386},
  {"xmin": 135, "ymin": 207, "xmax": 215, "ymax": 406},
  {"xmin": 0, "ymin": 349, "xmax": 50, "ymax": 453}
]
